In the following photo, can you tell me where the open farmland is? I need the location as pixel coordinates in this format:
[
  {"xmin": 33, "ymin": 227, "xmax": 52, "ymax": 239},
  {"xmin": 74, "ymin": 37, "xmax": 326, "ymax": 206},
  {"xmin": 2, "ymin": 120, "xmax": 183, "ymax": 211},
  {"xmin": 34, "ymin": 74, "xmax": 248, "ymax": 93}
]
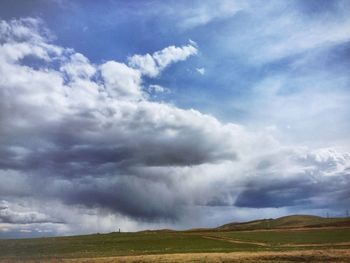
[
  {"xmin": 211, "ymin": 228, "xmax": 350, "ymax": 246},
  {"xmin": 1, "ymin": 216, "xmax": 350, "ymax": 262}
]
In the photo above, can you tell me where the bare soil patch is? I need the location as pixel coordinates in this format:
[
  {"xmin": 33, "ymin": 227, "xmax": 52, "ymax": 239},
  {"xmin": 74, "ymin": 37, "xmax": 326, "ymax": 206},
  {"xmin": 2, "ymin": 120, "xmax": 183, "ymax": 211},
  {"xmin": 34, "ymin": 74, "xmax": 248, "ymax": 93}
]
[
  {"xmin": 4, "ymin": 249, "xmax": 350, "ymax": 263},
  {"xmin": 202, "ymin": 235, "xmax": 269, "ymax": 247}
]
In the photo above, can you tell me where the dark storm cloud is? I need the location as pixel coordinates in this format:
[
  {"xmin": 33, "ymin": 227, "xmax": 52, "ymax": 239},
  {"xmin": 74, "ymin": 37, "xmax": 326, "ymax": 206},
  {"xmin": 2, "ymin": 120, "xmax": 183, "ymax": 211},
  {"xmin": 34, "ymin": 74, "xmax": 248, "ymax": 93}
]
[
  {"xmin": 58, "ymin": 176, "xmax": 185, "ymax": 220},
  {"xmin": 235, "ymin": 178, "xmax": 317, "ymax": 208},
  {"xmin": 0, "ymin": 17, "xmax": 242, "ymax": 224},
  {"xmin": 235, "ymin": 173, "xmax": 350, "ymax": 209},
  {"xmin": 1, "ymin": 141, "xmax": 236, "ymax": 174},
  {"xmin": 1, "ymin": 15, "xmax": 350, "ymax": 238}
]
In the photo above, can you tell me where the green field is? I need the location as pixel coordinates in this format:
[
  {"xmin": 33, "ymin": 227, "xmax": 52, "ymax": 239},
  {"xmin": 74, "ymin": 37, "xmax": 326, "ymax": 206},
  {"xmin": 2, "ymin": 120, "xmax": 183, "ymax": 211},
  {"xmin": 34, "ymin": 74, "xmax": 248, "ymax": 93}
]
[
  {"xmin": 0, "ymin": 228, "xmax": 350, "ymax": 260},
  {"xmin": 0, "ymin": 232, "xmax": 260, "ymax": 260},
  {"xmin": 1, "ymin": 215, "xmax": 350, "ymax": 261},
  {"xmin": 212, "ymin": 228, "xmax": 350, "ymax": 245},
  {"xmin": 218, "ymin": 215, "xmax": 350, "ymax": 230}
]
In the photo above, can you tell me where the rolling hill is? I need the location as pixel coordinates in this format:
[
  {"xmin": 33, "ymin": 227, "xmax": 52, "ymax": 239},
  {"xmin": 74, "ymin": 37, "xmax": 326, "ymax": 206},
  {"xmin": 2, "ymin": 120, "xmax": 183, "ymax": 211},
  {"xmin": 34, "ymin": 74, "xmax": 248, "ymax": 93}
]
[
  {"xmin": 1, "ymin": 214, "xmax": 350, "ymax": 261},
  {"xmin": 217, "ymin": 214, "xmax": 350, "ymax": 231}
]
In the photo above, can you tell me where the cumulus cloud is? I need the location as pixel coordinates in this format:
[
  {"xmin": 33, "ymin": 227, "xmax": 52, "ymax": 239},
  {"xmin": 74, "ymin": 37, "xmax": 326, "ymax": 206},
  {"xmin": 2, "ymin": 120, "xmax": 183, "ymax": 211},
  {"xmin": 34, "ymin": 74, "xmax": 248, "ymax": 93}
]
[
  {"xmin": 128, "ymin": 43, "xmax": 197, "ymax": 77},
  {"xmin": 235, "ymin": 148, "xmax": 350, "ymax": 209},
  {"xmin": 0, "ymin": 17, "xmax": 349, "ymax": 237},
  {"xmin": 148, "ymin": 84, "xmax": 169, "ymax": 94},
  {"xmin": 60, "ymin": 53, "xmax": 96, "ymax": 80},
  {"xmin": 0, "ymin": 17, "xmax": 240, "ymax": 224},
  {"xmin": 100, "ymin": 61, "xmax": 142, "ymax": 99}
]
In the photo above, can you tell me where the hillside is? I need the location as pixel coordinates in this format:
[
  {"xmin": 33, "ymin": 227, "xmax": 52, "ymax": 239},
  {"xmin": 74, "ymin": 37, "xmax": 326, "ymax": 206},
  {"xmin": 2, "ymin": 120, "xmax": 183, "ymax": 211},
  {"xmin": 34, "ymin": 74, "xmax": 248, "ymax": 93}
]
[
  {"xmin": 1, "ymin": 223, "xmax": 350, "ymax": 261},
  {"xmin": 217, "ymin": 215, "xmax": 350, "ymax": 231},
  {"xmin": 1, "ymin": 215, "xmax": 350, "ymax": 261}
]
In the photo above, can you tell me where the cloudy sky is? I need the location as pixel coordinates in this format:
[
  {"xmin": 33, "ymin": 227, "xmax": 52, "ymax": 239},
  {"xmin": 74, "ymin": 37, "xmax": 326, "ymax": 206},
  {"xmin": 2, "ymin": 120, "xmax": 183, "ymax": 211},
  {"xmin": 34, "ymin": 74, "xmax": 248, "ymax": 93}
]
[{"xmin": 0, "ymin": 0, "xmax": 350, "ymax": 238}]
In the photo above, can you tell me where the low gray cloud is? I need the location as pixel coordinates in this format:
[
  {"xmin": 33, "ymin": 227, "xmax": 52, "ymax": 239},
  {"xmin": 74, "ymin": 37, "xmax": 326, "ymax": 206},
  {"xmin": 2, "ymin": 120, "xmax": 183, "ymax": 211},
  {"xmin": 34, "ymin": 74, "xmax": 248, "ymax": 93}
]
[{"xmin": 0, "ymin": 201, "xmax": 63, "ymax": 224}]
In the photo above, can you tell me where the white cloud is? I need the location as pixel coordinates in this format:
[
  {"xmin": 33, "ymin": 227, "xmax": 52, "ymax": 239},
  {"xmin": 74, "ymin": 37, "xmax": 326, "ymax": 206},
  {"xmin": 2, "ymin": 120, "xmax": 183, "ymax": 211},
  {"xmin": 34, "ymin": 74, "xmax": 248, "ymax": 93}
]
[
  {"xmin": 0, "ymin": 17, "xmax": 349, "ymax": 236},
  {"xmin": 196, "ymin": 67, "xmax": 205, "ymax": 75},
  {"xmin": 153, "ymin": 44, "xmax": 197, "ymax": 69},
  {"xmin": 127, "ymin": 53, "xmax": 158, "ymax": 77},
  {"xmin": 253, "ymin": 15, "xmax": 350, "ymax": 63},
  {"xmin": 298, "ymin": 148, "xmax": 350, "ymax": 177},
  {"xmin": 128, "ymin": 43, "xmax": 197, "ymax": 77},
  {"xmin": 0, "ymin": 200, "xmax": 61, "ymax": 224},
  {"xmin": 176, "ymin": 0, "xmax": 247, "ymax": 30},
  {"xmin": 211, "ymin": 1, "xmax": 350, "ymax": 64},
  {"xmin": 148, "ymin": 84, "xmax": 169, "ymax": 94},
  {"xmin": 188, "ymin": 39, "xmax": 198, "ymax": 47},
  {"xmin": 100, "ymin": 61, "xmax": 142, "ymax": 99},
  {"xmin": 238, "ymin": 73, "xmax": 350, "ymax": 147},
  {"xmin": 60, "ymin": 53, "xmax": 96, "ymax": 80}
]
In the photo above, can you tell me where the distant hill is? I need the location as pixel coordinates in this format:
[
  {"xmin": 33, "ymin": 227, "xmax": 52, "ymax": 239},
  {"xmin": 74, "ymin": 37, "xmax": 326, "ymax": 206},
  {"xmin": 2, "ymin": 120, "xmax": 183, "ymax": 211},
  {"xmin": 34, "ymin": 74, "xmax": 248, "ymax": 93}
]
[{"xmin": 217, "ymin": 215, "xmax": 350, "ymax": 231}]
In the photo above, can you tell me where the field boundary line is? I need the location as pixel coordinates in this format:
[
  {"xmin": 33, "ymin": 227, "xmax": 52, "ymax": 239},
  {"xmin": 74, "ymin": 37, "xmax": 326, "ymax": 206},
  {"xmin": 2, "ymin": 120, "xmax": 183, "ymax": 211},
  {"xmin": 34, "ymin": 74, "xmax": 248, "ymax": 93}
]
[
  {"xmin": 202, "ymin": 235, "xmax": 270, "ymax": 247},
  {"xmin": 280, "ymin": 241, "xmax": 350, "ymax": 247}
]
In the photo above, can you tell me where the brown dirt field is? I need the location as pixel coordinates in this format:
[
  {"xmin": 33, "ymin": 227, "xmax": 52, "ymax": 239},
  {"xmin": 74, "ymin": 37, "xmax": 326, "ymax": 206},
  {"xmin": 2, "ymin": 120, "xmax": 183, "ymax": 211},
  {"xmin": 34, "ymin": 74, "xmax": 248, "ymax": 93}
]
[
  {"xmin": 4, "ymin": 249, "xmax": 350, "ymax": 263},
  {"xmin": 203, "ymin": 235, "xmax": 350, "ymax": 248},
  {"xmin": 202, "ymin": 235, "xmax": 269, "ymax": 246},
  {"xmin": 63, "ymin": 250, "xmax": 350, "ymax": 263}
]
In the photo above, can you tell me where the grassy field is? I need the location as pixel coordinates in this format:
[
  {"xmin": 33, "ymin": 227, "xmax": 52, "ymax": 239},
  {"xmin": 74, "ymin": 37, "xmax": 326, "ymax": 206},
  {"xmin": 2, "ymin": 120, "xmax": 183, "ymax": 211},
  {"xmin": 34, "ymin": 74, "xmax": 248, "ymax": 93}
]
[
  {"xmin": 213, "ymin": 228, "xmax": 350, "ymax": 245},
  {"xmin": 1, "ymin": 216, "xmax": 350, "ymax": 262},
  {"xmin": 0, "ymin": 232, "xmax": 260, "ymax": 260},
  {"xmin": 218, "ymin": 215, "xmax": 350, "ymax": 230}
]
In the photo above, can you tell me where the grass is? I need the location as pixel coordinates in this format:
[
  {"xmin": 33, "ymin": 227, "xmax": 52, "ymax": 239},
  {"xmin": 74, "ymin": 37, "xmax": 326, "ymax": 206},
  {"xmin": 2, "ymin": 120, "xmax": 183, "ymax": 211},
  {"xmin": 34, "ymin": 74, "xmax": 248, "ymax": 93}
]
[
  {"xmin": 1, "ymin": 216, "xmax": 350, "ymax": 261},
  {"xmin": 0, "ymin": 232, "xmax": 260, "ymax": 260},
  {"xmin": 218, "ymin": 215, "xmax": 350, "ymax": 230},
  {"xmin": 214, "ymin": 228, "xmax": 350, "ymax": 245}
]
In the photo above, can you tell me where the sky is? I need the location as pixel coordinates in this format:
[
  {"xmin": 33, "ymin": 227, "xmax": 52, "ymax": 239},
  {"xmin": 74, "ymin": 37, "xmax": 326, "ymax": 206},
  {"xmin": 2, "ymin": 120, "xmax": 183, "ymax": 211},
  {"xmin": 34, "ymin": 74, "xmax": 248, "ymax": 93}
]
[{"xmin": 0, "ymin": 0, "xmax": 350, "ymax": 238}]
